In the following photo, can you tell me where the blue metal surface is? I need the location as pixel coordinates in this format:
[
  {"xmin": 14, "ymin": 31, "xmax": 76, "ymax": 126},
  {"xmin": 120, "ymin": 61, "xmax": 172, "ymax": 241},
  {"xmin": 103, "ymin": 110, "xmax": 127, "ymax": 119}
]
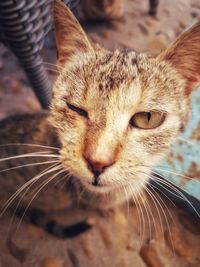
[{"xmin": 155, "ymin": 86, "xmax": 200, "ymax": 200}]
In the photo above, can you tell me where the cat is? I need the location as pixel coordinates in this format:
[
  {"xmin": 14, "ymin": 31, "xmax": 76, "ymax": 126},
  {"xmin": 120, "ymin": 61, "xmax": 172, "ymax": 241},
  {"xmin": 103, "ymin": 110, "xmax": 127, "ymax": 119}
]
[
  {"xmin": 50, "ymin": 0, "xmax": 200, "ymax": 208},
  {"xmin": 0, "ymin": 0, "xmax": 200, "ymax": 211}
]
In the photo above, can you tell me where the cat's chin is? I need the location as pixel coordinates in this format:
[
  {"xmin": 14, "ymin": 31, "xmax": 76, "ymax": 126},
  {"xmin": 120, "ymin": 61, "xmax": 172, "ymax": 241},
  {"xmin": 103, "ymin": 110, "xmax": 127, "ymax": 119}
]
[
  {"xmin": 75, "ymin": 176, "xmax": 122, "ymax": 194},
  {"xmin": 72, "ymin": 178, "xmax": 135, "ymax": 209}
]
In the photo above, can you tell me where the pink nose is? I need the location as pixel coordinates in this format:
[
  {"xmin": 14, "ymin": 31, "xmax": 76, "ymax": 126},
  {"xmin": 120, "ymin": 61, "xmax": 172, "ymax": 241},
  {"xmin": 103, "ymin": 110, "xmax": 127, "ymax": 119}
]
[{"xmin": 84, "ymin": 155, "xmax": 115, "ymax": 177}]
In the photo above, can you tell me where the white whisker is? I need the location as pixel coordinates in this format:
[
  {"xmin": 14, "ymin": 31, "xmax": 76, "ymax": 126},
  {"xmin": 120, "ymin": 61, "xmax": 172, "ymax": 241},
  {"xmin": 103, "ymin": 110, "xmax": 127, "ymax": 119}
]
[
  {"xmin": 137, "ymin": 184, "xmax": 155, "ymax": 241},
  {"xmin": 0, "ymin": 160, "xmax": 59, "ymax": 174},
  {"xmin": 43, "ymin": 62, "xmax": 63, "ymax": 70},
  {"xmin": 44, "ymin": 67, "xmax": 61, "ymax": 74},
  {"xmin": 145, "ymin": 180, "xmax": 175, "ymax": 254},
  {"xmin": 144, "ymin": 184, "xmax": 165, "ymax": 236},
  {"xmin": 0, "ymin": 163, "xmax": 61, "ymax": 216},
  {"xmin": 0, "ymin": 152, "xmax": 60, "ymax": 163},
  {"xmin": 128, "ymin": 181, "xmax": 146, "ymax": 245},
  {"xmin": 16, "ymin": 167, "xmax": 65, "ymax": 231},
  {"xmin": 149, "ymin": 173, "xmax": 200, "ymax": 218},
  {"xmin": 177, "ymin": 137, "xmax": 198, "ymax": 145},
  {"xmin": 153, "ymin": 167, "xmax": 200, "ymax": 183},
  {"xmin": 0, "ymin": 143, "xmax": 59, "ymax": 151}
]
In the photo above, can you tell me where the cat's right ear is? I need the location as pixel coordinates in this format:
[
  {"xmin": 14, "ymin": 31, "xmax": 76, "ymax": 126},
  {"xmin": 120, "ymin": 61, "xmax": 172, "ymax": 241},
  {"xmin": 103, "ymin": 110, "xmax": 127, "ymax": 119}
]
[
  {"xmin": 53, "ymin": 0, "xmax": 94, "ymax": 66},
  {"xmin": 159, "ymin": 19, "xmax": 200, "ymax": 95}
]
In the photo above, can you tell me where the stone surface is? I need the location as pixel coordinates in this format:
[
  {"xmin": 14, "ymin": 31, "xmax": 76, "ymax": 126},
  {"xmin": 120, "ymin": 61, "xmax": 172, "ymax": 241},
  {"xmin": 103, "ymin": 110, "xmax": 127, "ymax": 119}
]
[
  {"xmin": 25, "ymin": 97, "xmax": 41, "ymax": 111},
  {"xmin": 148, "ymin": 34, "xmax": 168, "ymax": 55},
  {"xmin": 41, "ymin": 257, "xmax": 63, "ymax": 267},
  {"xmin": 0, "ymin": 194, "xmax": 200, "ymax": 267},
  {"xmin": 140, "ymin": 242, "xmax": 164, "ymax": 267},
  {"xmin": 165, "ymin": 225, "xmax": 197, "ymax": 262}
]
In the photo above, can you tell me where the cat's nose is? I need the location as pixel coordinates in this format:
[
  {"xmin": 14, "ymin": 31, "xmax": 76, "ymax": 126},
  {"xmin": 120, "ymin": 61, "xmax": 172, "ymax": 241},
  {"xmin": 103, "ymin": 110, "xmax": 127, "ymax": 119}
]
[{"xmin": 84, "ymin": 155, "xmax": 115, "ymax": 178}]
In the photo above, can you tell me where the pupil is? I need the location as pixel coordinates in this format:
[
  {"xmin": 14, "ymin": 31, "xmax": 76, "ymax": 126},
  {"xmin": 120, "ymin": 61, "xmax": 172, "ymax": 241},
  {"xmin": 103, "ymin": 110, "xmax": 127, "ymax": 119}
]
[{"xmin": 147, "ymin": 112, "xmax": 151, "ymax": 122}]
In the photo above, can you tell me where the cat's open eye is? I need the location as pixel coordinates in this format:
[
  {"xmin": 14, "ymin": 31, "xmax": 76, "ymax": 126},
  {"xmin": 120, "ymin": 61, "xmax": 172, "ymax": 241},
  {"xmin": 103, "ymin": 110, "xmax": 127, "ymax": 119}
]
[
  {"xmin": 130, "ymin": 111, "xmax": 165, "ymax": 129},
  {"xmin": 67, "ymin": 103, "xmax": 88, "ymax": 118}
]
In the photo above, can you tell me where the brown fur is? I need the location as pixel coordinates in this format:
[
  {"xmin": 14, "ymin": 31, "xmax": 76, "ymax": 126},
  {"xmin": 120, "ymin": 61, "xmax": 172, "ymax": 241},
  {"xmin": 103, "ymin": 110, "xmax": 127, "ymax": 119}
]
[
  {"xmin": 1, "ymin": 1, "xmax": 200, "ymax": 212},
  {"xmin": 54, "ymin": 0, "xmax": 94, "ymax": 65},
  {"xmin": 159, "ymin": 18, "xmax": 200, "ymax": 94},
  {"xmin": 49, "ymin": 1, "xmax": 200, "ymax": 208}
]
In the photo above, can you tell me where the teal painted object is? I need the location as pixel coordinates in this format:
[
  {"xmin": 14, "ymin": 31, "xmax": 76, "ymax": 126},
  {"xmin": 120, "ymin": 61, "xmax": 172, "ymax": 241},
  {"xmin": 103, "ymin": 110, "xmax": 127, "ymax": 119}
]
[{"xmin": 154, "ymin": 86, "xmax": 200, "ymax": 200}]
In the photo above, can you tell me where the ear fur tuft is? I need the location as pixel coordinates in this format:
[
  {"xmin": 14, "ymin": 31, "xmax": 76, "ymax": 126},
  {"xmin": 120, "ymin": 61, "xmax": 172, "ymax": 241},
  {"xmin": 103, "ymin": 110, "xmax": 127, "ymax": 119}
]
[
  {"xmin": 159, "ymin": 19, "xmax": 200, "ymax": 94},
  {"xmin": 54, "ymin": 0, "xmax": 94, "ymax": 65}
]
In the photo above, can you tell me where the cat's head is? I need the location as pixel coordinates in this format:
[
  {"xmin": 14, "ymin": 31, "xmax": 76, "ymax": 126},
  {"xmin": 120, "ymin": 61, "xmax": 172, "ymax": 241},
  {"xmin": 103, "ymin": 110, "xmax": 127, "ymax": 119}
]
[{"xmin": 50, "ymin": 0, "xmax": 200, "ymax": 208}]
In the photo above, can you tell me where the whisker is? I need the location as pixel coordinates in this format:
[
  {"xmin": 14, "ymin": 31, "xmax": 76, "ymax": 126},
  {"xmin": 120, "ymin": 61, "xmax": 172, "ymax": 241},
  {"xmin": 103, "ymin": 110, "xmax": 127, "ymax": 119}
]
[
  {"xmin": 24, "ymin": 166, "xmax": 64, "ymax": 202},
  {"xmin": 0, "ymin": 152, "xmax": 60, "ymax": 163},
  {"xmin": 138, "ymin": 188, "xmax": 152, "ymax": 241},
  {"xmin": 145, "ymin": 181, "xmax": 175, "ymax": 254},
  {"xmin": 6, "ymin": 164, "xmax": 62, "ymax": 233},
  {"xmin": 143, "ymin": 184, "xmax": 165, "ymax": 237},
  {"xmin": 177, "ymin": 136, "xmax": 198, "ymax": 145},
  {"xmin": 0, "ymin": 163, "xmax": 61, "ymax": 216},
  {"xmin": 136, "ymin": 182, "xmax": 157, "ymax": 242},
  {"xmin": 136, "ymin": 171, "xmax": 177, "ymax": 208},
  {"xmin": 139, "ymin": 169, "xmax": 189, "ymax": 201},
  {"xmin": 122, "ymin": 183, "xmax": 130, "ymax": 217},
  {"xmin": 152, "ymin": 195, "xmax": 174, "ymax": 255},
  {"xmin": 43, "ymin": 62, "xmax": 63, "ymax": 70},
  {"xmin": 16, "ymin": 167, "xmax": 65, "ymax": 232},
  {"xmin": 136, "ymin": 163, "xmax": 200, "ymax": 181},
  {"xmin": 149, "ymin": 182, "xmax": 176, "ymax": 207},
  {"xmin": 53, "ymin": 170, "xmax": 70, "ymax": 187},
  {"xmin": 58, "ymin": 173, "xmax": 72, "ymax": 192},
  {"xmin": 150, "ymin": 173, "xmax": 200, "ymax": 218},
  {"xmin": 44, "ymin": 67, "xmax": 61, "ymax": 75},
  {"xmin": 150, "ymin": 175, "xmax": 188, "ymax": 201},
  {"xmin": 0, "ymin": 143, "xmax": 59, "ymax": 151},
  {"xmin": 77, "ymin": 185, "xmax": 86, "ymax": 205},
  {"xmin": 152, "ymin": 172, "xmax": 190, "ymax": 196},
  {"xmin": 153, "ymin": 167, "xmax": 200, "ymax": 183},
  {"xmin": 128, "ymin": 181, "xmax": 145, "ymax": 245},
  {"xmin": 143, "ymin": 192, "xmax": 157, "ymax": 241},
  {"xmin": 147, "ymin": 178, "xmax": 175, "ymax": 222},
  {"xmin": 114, "ymin": 178, "xmax": 126, "ymax": 209},
  {"xmin": 151, "ymin": 178, "xmax": 185, "ymax": 201},
  {"xmin": 0, "ymin": 160, "xmax": 59, "ymax": 174}
]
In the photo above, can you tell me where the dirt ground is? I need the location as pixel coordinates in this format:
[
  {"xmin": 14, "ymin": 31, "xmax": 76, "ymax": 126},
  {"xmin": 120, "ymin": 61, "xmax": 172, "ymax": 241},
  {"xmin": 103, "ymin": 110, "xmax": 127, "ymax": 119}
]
[{"xmin": 0, "ymin": 0, "xmax": 200, "ymax": 266}]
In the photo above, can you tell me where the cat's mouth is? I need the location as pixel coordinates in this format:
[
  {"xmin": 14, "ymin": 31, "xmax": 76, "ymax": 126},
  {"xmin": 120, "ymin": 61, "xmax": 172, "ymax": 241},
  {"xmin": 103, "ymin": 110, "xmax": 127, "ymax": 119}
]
[{"xmin": 75, "ymin": 175, "xmax": 122, "ymax": 194}]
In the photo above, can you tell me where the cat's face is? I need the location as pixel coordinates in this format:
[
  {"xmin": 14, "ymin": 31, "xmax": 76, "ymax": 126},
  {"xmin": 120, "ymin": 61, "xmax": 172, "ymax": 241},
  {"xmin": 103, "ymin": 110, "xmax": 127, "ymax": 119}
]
[{"xmin": 50, "ymin": 0, "xmax": 200, "ymax": 207}]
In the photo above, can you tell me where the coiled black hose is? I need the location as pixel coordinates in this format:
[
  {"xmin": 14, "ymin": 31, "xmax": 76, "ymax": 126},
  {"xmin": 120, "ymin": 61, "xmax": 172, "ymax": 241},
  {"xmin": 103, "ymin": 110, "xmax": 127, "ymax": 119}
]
[{"xmin": 0, "ymin": 0, "xmax": 78, "ymax": 109}]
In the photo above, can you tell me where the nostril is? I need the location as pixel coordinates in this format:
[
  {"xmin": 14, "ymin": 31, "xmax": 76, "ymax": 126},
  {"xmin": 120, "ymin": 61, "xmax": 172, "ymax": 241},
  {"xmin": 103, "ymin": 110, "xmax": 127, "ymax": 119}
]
[
  {"xmin": 83, "ymin": 154, "xmax": 115, "ymax": 176},
  {"xmin": 84, "ymin": 158, "xmax": 98, "ymax": 174}
]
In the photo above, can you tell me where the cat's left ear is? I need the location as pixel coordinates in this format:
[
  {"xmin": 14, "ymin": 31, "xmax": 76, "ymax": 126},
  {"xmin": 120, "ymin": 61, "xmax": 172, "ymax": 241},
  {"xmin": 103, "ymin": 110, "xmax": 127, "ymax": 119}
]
[
  {"xmin": 53, "ymin": 0, "xmax": 94, "ymax": 66},
  {"xmin": 159, "ymin": 19, "xmax": 200, "ymax": 94}
]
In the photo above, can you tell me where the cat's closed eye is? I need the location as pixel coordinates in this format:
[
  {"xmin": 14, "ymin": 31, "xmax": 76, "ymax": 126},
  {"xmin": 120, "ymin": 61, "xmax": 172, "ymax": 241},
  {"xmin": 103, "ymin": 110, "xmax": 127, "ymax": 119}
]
[
  {"xmin": 130, "ymin": 111, "xmax": 166, "ymax": 129},
  {"xmin": 67, "ymin": 102, "xmax": 88, "ymax": 118}
]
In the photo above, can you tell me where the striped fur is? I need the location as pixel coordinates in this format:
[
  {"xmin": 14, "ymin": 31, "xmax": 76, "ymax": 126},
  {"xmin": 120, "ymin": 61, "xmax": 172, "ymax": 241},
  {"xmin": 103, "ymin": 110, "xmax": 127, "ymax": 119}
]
[{"xmin": 50, "ymin": 1, "xmax": 200, "ymax": 208}]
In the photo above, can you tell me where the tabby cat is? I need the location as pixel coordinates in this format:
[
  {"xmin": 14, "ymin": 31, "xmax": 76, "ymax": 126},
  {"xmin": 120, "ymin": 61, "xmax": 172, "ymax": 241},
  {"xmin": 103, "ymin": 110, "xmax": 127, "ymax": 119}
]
[
  {"xmin": 50, "ymin": 0, "xmax": 200, "ymax": 208},
  {"xmin": 0, "ymin": 0, "xmax": 200, "ymax": 211}
]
